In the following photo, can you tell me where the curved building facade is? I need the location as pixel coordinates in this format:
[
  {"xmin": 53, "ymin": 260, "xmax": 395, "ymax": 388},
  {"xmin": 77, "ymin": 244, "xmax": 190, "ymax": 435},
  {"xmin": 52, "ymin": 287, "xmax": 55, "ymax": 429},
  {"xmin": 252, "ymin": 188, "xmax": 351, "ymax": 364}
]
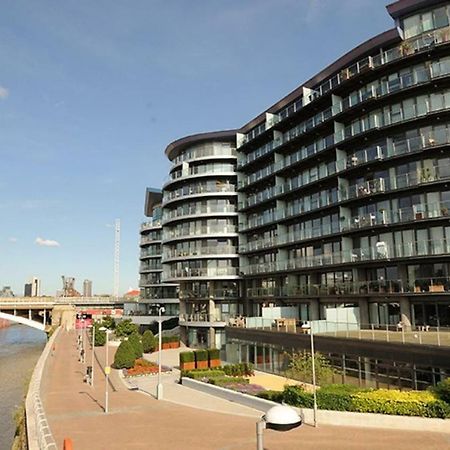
[{"xmin": 161, "ymin": 132, "xmax": 241, "ymax": 348}]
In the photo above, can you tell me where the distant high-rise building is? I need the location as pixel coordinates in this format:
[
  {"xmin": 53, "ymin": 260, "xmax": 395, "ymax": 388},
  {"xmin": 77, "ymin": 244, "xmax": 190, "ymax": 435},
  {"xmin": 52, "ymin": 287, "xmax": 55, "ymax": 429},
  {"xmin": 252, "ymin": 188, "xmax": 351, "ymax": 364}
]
[
  {"xmin": 83, "ymin": 279, "xmax": 92, "ymax": 297},
  {"xmin": 24, "ymin": 283, "xmax": 32, "ymax": 297},
  {"xmin": 31, "ymin": 277, "xmax": 41, "ymax": 297}
]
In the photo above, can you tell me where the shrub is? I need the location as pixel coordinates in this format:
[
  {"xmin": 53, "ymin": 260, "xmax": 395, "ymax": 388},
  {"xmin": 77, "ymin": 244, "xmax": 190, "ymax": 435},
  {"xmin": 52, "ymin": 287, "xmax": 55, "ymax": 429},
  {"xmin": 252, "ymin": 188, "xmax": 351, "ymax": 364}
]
[
  {"xmin": 142, "ymin": 330, "xmax": 156, "ymax": 353},
  {"xmin": 162, "ymin": 335, "xmax": 180, "ymax": 344},
  {"xmin": 257, "ymin": 390, "xmax": 284, "ymax": 403},
  {"xmin": 185, "ymin": 370, "xmax": 226, "ymax": 380},
  {"xmin": 194, "ymin": 349, "xmax": 208, "ymax": 362},
  {"xmin": 282, "ymin": 385, "xmax": 314, "ymax": 408},
  {"xmin": 209, "ymin": 376, "xmax": 249, "ymax": 387},
  {"xmin": 101, "ymin": 316, "xmax": 115, "ymax": 330},
  {"xmin": 115, "ymin": 319, "xmax": 138, "ymax": 338},
  {"xmin": 317, "ymin": 384, "xmax": 360, "ymax": 412},
  {"xmin": 208, "ymin": 348, "xmax": 220, "ymax": 360},
  {"xmin": 180, "ymin": 351, "xmax": 195, "ymax": 364},
  {"xmin": 433, "ymin": 378, "xmax": 450, "ymax": 404},
  {"xmin": 222, "ymin": 363, "xmax": 254, "ymax": 377},
  {"xmin": 128, "ymin": 333, "xmax": 144, "ymax": 359},
  {"xmin": 93, "ymin": 322, "xmax": 106, "ymax": 346},
  {"xmin": 113, "ymin": 340, "xmax": 135, "ymax": 369},
  {"xmin": 352, "ymin": 389, "xmax": 450, "ymax": 418}
]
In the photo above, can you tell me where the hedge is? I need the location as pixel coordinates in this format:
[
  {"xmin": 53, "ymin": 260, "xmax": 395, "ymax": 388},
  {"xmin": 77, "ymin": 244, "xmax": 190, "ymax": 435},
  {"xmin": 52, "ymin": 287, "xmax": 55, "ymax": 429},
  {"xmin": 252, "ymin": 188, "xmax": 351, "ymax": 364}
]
[
  {"xmin": 128, "ymin": 333, "xmax": 144, "ymax": 359},
  {"xmin": 221, "ymin": 363, "xmax": 254, "ymax": 377},
  {"xmin": 142, "ymin": 330, "xmax": 156, "ymax": 353},
  {"xmin": 208, "ymin": 348, "xmax": 220, "ymax": 360},
  {"xmin": 194, "ymin": 349, "xmax": 208, "ymax": 362},
  {"xmin": 185, "ymin": 370, "xmax": 226, "ymax": 380},
  {"xmin": 266, "ymin": 385, "xmax": 450, "ymax": 419},
  {"xmin": 180, "ymin": 351, "xmax": 195, "ymax": 363},
  {"xmin": 209, "ymin": 377, "xmax": 249, "ymax": 387},
  {"xmin": 257, "ymin": 390, "xmax": 285, "ymax": 403},
  {"xmin": 162, "ymin": 335, "xmax": 180, "ymax": 344}
]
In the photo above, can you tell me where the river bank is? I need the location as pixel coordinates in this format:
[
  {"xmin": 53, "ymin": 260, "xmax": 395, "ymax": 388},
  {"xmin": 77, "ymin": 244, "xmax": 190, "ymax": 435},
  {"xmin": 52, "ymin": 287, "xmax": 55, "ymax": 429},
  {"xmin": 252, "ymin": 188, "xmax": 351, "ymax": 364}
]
[{"xmin": 0, "ymin": 326, "xmax": 47, "ymax": 449}]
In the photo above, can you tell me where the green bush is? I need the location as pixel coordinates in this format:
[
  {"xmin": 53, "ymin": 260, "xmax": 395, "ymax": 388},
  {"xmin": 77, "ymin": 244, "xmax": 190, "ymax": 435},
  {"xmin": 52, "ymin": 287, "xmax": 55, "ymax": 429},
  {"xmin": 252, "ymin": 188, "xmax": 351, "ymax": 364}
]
[
  {"xmin": 208, "ymin": 348, "xmax": 220, "ymax": 360},
  {"xmin": 128, "ymin": 333, "xmax": 143, "ymax": 359},
  {"xmin": 113, "ymin": 340, "xmax": 135, "ymax": 369},
  {"xmin": 433, "ymin": 378, "xmax": 450, "ymax": 404},
  {"xmin": 316, "ymin": 384, "xmax": 360, "ymax": 412},
  {"xmin": 282, "ymin": 385, "xmax": 314, "ymax": 408},
  {"xmin": 162, "ymin": 335, "xmax": 180, "ymax": 344},
  {"xmin": 142, "ymin": 330, "xmax": 156, "ymax": 353},
  {"xmin": 209, "ymin": 377, "xmax": 249, "ymax": 387},
  {"xmin": 115, "ymin": 319, "xmax": 138, "ymax": 338},
  {"xmin": 101, "ymin": 316, "xmax": 115, "ymax": 330},
  {"xmin": 93, "ymin": 322, "xmax": 106, "ymax": 346},
  {"xmin": 185, "ymin": 370, "xmax": 226, "ymax": 380},
  {"xmin": 257, "ymin": 390, "xmax": 284, "ymax": 403},
  {"xmin": 180, "ymin": 351, "xmax": 195, "ymax": 364},
  {"xmin": 194, "ymin": 349, "xmax": 208, "ymax": 362},
  {"xmin": 352, "ymin": 389, "xmax": 450, "ymax": 418},
  {"xmin": 221, "ymin": 363, "xmax": 254, "ymax": 377}
]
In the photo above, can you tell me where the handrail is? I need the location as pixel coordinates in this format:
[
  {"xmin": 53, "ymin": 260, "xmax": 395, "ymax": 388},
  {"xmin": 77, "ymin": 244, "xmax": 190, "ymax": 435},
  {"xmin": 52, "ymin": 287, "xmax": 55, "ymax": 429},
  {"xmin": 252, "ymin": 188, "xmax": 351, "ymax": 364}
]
[{"xmin": 26, "ymin": 327, "xmax": 60, "ymax": 449}]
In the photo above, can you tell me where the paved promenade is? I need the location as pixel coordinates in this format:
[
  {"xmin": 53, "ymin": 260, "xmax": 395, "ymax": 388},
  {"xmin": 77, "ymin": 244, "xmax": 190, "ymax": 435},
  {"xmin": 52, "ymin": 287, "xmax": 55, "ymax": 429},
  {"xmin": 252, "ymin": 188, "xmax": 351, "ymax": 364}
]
[{"xmin": 41, "ymin": 330, "xmax": 450, "ymax": 450}]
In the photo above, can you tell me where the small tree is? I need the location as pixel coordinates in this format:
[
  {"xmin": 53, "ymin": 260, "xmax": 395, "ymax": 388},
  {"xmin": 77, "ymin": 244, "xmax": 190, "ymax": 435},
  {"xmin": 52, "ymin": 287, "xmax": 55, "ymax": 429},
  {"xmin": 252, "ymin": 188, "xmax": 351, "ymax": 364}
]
[
  {"xmin": 128, "ymin": 332, "xmax": 143, "ymax": 359},
  {"xmin": 93, "ymin": 322, "xmax": 106, "ymax": 346},
  {"xmin": 285, "ymin": 351, "xmax": 335, "ymax": 385},
  {"xmin": 113, "ymin": 340, "xmax": 135, "ymax": 369},
  {"xmin": 101, "ymin": 315, "xmax": 116, "ymax": 330},
  {"xmin": 142, "ymin": 330, "xmax": 156, "ymax": 353},
  {"xmin": 115, "ymin": 319, "xmax": 138, "ymax": 338}
]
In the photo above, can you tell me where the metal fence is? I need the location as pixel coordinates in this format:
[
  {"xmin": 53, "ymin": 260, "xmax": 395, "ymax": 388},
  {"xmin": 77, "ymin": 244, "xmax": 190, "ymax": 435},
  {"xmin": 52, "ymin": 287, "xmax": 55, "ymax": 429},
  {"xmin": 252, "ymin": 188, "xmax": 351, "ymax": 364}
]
[{"xmin": 25, "ymin": 328, "xmax": 59, "ymax": 450}]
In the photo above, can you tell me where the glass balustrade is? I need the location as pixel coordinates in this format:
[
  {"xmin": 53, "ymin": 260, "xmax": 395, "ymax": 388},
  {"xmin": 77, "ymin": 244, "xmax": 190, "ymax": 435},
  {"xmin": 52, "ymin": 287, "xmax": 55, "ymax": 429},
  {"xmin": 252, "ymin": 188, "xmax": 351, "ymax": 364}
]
[
  {"xmin": 246, "ymin": 277, "xmax": 450, "ymax": 298},
  {"xmin": 162, "ymin": 204, "xmax": 236, "ymax": 222},
  {"xmin": 172, "ymin": 147, "xmax": 236, "ymax": 166},
  {"xmin": 243, "ymin": 238, "xmax": 450, "ymax": 274},
  {"xmin": 163, "ymin": 245, "xmax": 237, "ymax": 259},
  {"xmin": 163, "ymin": 184, "xmax": 236, "ymax": 203},
  {"xmin": 167, "ymin": 267, "xmax": 239, "ymax": 278},
  {"xmin": 162, "ymin": 225, "xmax": 238, "ymax": 241}
]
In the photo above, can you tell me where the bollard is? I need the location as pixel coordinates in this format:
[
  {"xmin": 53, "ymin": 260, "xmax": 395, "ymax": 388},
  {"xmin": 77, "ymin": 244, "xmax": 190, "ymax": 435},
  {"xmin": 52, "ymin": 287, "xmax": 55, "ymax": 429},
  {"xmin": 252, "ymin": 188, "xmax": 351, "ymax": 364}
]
[{"xmin": 63, "ymin": 438, "xmax": 73, "ymax": 450}]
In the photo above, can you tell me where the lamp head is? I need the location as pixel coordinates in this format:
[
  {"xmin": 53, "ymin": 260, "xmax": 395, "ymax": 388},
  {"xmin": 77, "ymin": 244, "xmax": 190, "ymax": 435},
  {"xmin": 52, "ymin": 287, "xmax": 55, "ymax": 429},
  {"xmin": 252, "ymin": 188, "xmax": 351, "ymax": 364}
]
[{"xmin": 263, "ymin": 405, "xmax": 302, "ymax": 431}]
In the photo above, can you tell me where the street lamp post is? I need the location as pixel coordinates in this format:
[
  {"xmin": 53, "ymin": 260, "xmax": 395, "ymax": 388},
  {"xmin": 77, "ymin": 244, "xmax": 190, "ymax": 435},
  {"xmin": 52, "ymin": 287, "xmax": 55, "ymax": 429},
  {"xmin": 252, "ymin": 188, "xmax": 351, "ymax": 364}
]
[
  {"xmin": 88, "ymin": 324, "xmax": 95, "ymax": 387},
  {"xmin": 310, "ymin": 322, "xmax": 318, "ymax": 427},
  {"xmin": 100, "ymin": 327, "xmax": 111, "ymax": 413},
  {"xmin": 157, "ymin": 306, "xmax": 165, "ymax": 400}
]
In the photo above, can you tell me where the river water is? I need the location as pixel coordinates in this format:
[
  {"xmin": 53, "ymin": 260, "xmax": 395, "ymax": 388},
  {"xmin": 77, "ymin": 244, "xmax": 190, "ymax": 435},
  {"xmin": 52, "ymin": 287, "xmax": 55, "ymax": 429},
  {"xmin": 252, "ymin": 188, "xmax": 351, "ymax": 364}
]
[{"xmin": 0, "ymin": 325, "xmax": 47, "ymax": 449}]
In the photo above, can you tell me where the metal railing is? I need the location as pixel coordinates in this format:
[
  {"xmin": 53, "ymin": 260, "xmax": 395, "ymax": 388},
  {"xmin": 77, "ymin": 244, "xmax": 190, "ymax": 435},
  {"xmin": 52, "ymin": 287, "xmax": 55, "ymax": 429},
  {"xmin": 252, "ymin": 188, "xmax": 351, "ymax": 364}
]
[
  {"xmin": 26, "ymin": 328, "xmax": 59, "ymax": 449},
  {"xmin": 246, "ymin": 319, "xmax": 450, "ymax": 347}
]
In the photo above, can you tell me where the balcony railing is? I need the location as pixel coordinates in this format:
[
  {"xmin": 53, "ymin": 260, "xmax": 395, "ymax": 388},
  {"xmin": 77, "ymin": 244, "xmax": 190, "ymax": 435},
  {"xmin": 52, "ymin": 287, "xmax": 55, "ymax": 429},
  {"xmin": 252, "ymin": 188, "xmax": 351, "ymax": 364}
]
[
  {"xmin": 162, "ymin": 184, "xmax": 236, "ymax": 204},
  {"xmin": 162, "ymin": 204, "xmax": 237, "ymax": 222},
  {"xmin": 243, "ymin": 238, "xmax": 450, "ymax": 274},
  {"xmin": 162, "ymin": 225, "xmax": 238, "ymax": 241},
  {"xmin": 246, "ymin": 277, "xmax": 450, "ymax": 298},
  {"xmin": 180, "ymin": 288, "xmax": 239, "ymax": 299},
  {"xmin": 163, "ymin": 245, "xmax": 237, "ymax": 259},
  {"xmin": 140, "ymin": 235, "xmax": 162, "ymax": 245},
  {"xmin": 166, "ymin": 267, "xmax": 239, "ymax": 278},
  {"xmin": 179, "ymin": 313, "xmax": 228, "ymax": 324},
  {"xmin": 172, "ymin": 147, "xmax": 236, "ymax": 166}
]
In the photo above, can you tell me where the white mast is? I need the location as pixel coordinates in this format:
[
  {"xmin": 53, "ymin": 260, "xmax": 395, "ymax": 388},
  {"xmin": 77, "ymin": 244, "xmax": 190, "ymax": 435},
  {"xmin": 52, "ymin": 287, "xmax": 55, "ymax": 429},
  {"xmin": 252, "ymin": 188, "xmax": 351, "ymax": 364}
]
[{"xmin": 113, "ymin": 219, "xmax": 120, "ymax": 300}]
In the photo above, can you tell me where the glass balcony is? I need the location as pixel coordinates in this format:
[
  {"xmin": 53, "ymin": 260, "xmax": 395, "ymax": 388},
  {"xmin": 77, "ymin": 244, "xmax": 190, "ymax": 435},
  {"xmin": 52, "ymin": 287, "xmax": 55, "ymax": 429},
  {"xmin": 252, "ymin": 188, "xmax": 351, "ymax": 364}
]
[
  {"xmin": 246, "ymin": 277, "xmax": 450, "ymax": 298},
  {"xmin": 172, "ymin": 146, "xmax": 236, "ymax": 166},
  {"xmin": 163, "ymin": 204, "xmax": 236, "ymax": 222},
  {"xmin": 180, "ymin": 288, "xmax": 238, "ymax": 299},
  {"xmin": 163, "ymin": 245, "xmax": 237, "ymax": 259},
  {"xmin": 162, "ymin": 225, "xmax": 238, "ymax": 241},
  {"xmin": 166, "ymin": 164, "xmax": 236, "ymax": 184},
  {"xmin": 162, "ymin": 183, "xmax": 236, "ymax": 204},
  {"xmin": 243, "ymin": 238, "xmax": 450, "ymax": 274},
  {"xmin": 277, "ymin": 26, "xmax": 450, "ymax": 124},
  {"xmin": 167, "ymin": 267, "xmax": 239, "ymax": 278},
  {"xmin": 140, "ymin": 235, "xmax": 162, "ymax": 245}
]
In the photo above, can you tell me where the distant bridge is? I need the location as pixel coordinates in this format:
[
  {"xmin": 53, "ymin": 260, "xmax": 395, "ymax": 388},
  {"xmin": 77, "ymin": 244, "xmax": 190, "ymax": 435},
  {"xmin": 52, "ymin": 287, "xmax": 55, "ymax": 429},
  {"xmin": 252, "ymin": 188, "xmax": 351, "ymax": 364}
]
[{"xmin": 0, "ymin": 296, "xmax": 125, "ymax": 331}]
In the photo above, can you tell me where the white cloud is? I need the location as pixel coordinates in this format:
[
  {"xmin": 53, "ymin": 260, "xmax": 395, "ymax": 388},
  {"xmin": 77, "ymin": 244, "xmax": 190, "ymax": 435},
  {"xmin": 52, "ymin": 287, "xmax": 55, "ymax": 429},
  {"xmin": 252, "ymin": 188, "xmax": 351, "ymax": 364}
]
[
  {"xmin": 0, "ymin": 86, "xmax": 9, "ymax": 99},
  {"xmin": 35, "ymin": 237, "xmax": 60, "ymax": 247},
  {"xmin": 8, "ymin": 237, "xmax": 17, "ymax": 243}
]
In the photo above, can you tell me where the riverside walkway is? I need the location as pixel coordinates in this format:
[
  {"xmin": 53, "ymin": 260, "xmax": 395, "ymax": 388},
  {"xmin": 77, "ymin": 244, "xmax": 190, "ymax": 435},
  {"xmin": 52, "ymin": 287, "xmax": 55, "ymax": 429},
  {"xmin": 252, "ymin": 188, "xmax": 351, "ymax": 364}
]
[{"xmin": 41, "ymin": 330, "xmax": 450, "ymax": 450}]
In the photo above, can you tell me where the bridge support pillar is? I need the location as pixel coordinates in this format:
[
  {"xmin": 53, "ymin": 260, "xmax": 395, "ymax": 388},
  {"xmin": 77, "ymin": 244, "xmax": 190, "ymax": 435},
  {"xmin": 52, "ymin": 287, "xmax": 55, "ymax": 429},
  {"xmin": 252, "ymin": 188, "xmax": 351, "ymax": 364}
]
[
  {"xmin": 52, "ymin": 305, "xmax": 76, "ymax": 331},
  {"xmin": 28, "ymin": 309, "xmax": 32, "ymax": 320}
]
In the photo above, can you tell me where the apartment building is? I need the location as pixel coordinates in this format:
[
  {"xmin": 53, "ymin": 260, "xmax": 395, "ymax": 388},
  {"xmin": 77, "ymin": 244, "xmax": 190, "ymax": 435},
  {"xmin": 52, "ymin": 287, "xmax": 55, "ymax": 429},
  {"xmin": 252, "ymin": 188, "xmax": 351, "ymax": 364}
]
[
  {"xmin": 151, "ymin": 0, "xmax": 450, "ymax": 350},
  {"xmin": 139, "ymin": 188, "xmax": 179, "ymax": 317},
  {"xmin": 161, "ymin": 133, "xmax": 241, "ymax": 348}
]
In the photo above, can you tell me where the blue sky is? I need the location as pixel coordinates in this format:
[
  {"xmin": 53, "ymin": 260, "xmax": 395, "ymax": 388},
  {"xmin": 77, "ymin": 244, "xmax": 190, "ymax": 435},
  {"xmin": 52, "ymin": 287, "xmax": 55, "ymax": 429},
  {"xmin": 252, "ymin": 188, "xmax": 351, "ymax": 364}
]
[{"xmin": 0, "ymin": 0, "xmax": 392, "ymax": 296}]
